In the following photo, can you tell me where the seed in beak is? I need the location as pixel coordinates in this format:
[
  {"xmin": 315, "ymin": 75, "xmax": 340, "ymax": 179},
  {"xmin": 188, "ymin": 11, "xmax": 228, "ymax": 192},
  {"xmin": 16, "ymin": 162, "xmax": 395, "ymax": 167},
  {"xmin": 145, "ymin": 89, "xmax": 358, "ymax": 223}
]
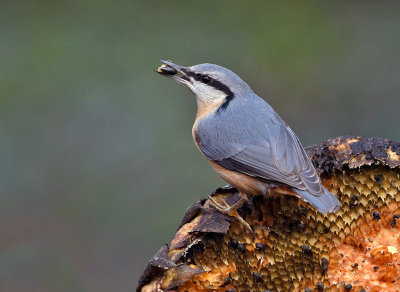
[{"xmin": 158, "ymin": 64, "xmax": 177, "ymax": 75}]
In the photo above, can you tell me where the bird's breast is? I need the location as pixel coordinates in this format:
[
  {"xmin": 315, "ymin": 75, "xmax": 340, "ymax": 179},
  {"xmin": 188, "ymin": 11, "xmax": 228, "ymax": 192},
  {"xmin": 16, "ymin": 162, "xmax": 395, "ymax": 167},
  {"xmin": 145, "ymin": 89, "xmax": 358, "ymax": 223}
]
[
  {"xmin": 192, "ymin": 108, "xmax": 215, "ymax": 154},
  {"xmin": 192, "ymin": 121, "xmax": 201, "ymax": 152}
]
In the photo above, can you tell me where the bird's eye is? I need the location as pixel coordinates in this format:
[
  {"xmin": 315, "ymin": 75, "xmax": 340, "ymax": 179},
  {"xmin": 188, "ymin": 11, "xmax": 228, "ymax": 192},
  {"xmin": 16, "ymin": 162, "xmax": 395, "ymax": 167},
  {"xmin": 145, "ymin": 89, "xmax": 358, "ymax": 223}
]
[{"xmin": 201, "ymin": 75, "xmax": 212, "ymax": 84}]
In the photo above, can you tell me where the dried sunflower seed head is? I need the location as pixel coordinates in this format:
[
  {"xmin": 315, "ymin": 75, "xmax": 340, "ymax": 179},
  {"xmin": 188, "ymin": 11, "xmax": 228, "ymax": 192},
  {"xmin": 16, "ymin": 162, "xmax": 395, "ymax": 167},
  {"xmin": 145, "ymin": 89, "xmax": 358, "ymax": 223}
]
[{"xmin": 137, "ymin": 136, "xmax": 400, "ymax": 292}]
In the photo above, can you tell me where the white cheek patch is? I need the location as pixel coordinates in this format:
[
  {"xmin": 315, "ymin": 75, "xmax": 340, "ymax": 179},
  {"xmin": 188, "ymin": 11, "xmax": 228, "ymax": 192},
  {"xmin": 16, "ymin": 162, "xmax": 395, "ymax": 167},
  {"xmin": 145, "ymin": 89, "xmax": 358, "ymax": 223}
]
[{"xmin": 191, "ymin": 83, "xmax": 226, "ymax": 104}]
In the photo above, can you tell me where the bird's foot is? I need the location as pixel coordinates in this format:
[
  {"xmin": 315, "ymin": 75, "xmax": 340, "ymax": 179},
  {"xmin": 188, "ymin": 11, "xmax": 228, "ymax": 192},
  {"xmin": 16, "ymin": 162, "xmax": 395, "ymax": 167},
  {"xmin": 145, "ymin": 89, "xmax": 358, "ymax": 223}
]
[{"xmin": 208, "ymin": 195, "xmax": 254, "ymax": 237}]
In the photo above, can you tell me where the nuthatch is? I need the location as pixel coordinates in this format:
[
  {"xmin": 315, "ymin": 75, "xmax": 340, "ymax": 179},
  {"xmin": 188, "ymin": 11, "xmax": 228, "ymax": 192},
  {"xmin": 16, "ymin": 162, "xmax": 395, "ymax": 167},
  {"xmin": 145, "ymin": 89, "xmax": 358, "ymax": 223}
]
[{"xmin": 156, "ymin": 59, "xmax": 340, "ymax": 230}]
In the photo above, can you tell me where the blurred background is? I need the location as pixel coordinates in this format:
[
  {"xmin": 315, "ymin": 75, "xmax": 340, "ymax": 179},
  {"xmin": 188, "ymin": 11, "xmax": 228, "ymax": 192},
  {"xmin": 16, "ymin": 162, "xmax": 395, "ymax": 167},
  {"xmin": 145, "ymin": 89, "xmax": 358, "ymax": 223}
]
[{"xmin": 1, "ymin": 1, "xmax": 400, "ymax": 291}]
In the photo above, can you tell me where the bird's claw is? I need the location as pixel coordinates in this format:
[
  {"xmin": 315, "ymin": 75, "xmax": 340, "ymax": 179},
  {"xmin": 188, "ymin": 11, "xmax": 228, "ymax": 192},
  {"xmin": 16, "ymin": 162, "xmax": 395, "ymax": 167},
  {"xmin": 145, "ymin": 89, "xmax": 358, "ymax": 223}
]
[{"xmin": 208, "ymin": 194, "xmax": 254, "ymax": 237}]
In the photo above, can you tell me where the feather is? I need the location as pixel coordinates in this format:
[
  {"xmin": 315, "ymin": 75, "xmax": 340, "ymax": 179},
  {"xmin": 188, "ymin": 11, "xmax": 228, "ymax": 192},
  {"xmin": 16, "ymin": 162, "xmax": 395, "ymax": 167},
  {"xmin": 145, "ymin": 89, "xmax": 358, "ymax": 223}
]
[
  {"xmin": 196, "ymin": 93, "xmax": 323, "ymax": 196},
  {"xmin": 292, "ymin": 186, "xmax": 341, "ymax": 214}
]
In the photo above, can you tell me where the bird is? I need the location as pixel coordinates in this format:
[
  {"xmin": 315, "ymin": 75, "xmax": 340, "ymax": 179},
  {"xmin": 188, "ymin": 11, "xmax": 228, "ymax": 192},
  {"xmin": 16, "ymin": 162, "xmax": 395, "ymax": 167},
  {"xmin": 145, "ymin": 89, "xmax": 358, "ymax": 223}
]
[{"xmin": 156, "ymin": 59, "xmax": 341, "ymax": 231}]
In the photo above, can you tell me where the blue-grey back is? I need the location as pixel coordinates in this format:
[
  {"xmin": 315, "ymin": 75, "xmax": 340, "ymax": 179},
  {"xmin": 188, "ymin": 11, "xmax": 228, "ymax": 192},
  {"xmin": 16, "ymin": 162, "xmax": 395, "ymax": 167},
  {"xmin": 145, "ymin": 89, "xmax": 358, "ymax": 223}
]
[
  {"xmin": 196, "ymin": 93, "xmax": 323, "ymax": 195},
  {"xmin": 197, "ymin": 93, "xmax": 282, "ymax": 161}
]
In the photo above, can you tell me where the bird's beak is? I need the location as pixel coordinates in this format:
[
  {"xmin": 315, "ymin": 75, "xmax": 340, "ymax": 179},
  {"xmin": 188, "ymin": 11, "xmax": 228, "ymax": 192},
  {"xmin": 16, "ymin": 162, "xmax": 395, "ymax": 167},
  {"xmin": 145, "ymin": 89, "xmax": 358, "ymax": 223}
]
[{"xmin": 155, "ymin": 59, "xmax": 191, "ymax": 84}]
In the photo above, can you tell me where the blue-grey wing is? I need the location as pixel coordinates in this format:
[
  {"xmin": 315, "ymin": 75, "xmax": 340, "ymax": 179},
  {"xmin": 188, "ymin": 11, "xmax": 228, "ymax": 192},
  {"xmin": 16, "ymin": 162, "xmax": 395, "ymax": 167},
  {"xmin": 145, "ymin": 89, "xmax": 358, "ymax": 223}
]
[
  {"xmin": 196, "ymin": 97, "xmax": 323, "ymax": 196},
  {"xmin": 217, "ymin": 122, "xmax": 323, "ymax": 195}
]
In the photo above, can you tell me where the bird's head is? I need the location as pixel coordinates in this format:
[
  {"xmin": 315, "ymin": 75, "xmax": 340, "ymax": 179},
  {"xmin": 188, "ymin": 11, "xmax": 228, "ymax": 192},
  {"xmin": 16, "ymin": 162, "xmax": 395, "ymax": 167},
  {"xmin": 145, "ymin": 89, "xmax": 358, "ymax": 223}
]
[{"xmin": 156, "ymin": 59, "xmax": 253, "ymax": 111}]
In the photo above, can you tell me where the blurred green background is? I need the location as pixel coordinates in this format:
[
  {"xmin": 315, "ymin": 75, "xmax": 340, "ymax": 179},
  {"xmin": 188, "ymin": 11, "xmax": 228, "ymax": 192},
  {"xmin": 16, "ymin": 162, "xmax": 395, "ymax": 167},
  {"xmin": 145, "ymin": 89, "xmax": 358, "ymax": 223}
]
[{"xmin": 1, "ymin": 1, "xmax": 400, "ymax": 291}]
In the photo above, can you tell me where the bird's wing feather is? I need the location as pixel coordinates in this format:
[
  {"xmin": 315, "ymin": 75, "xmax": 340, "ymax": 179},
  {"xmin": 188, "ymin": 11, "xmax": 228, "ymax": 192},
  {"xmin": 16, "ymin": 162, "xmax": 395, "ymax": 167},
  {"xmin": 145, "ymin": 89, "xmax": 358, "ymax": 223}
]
[
  {"xmin": 196, "ymin": 95, "xmax": 323, "ymax": 196},
  {"xmin": 268, "ymin": 112, "xmax": 322, "ymax": 194},
  {"xmin": 217, "ymin": 142, "xmax": 306, "ymax": 189}
]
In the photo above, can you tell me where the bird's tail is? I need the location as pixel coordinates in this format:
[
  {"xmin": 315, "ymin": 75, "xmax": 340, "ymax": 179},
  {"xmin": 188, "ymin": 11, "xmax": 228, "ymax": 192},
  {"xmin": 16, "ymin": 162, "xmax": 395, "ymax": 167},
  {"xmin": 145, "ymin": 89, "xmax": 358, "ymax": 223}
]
[{"xmin": 292, "ymin": 186, "xmax": 341, "ymax": 214}]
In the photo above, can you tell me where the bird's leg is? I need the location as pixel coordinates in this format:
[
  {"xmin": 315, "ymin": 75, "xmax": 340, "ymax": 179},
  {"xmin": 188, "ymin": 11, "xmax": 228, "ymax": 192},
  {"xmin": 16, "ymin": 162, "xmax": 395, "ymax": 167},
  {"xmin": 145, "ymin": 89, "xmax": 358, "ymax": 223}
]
[
  {"xmin": 208, "ymin": 195, "xmax": 246, "ymax": 214},
  {"xmin": 208, "ymin": 192, "xmax": 253, "ymax": 235}
]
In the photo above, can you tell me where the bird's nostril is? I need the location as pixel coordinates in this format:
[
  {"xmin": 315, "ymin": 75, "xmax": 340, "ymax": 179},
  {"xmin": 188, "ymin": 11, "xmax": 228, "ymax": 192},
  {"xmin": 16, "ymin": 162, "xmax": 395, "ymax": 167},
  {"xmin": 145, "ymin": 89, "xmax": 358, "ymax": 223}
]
[{"xmin": 158, "ymin": 64, "xmax": 177, "ymax": 75}]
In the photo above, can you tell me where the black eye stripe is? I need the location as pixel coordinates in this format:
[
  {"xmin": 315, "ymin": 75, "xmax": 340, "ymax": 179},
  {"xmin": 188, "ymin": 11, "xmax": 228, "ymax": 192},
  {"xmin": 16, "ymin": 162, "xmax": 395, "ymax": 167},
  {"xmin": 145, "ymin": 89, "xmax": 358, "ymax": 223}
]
[
  {"xmin": 182, "ymin": 68, "xmax": 235, "ymax": 112},
  {"xmin": 183, "ymin": 70, "xmax": 204, "ymax": 82}
]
